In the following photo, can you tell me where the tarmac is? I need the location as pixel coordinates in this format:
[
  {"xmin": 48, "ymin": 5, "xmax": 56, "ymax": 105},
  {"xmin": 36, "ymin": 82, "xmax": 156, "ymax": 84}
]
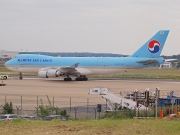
[
  {"xmin": 1, "ymin": 77, "xmax": 180, "ymax": 94},
  {"xmin": 0, "ymin": 77, "xmax": 180, "ymax": 111}
]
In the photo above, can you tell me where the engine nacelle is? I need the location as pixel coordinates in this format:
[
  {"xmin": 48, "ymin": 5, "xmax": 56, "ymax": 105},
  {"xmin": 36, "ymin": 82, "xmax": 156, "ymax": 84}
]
[
  {"xmin": 38, "ymin": 69, "xmax": 60, "ymax": 78},
  {"xmin": 38, "ymin": 71, "xmax": 48, "ymax": 78},
  {"xmin": 47, "ymin": 69, "xmax": 60, "ymax": 77}
]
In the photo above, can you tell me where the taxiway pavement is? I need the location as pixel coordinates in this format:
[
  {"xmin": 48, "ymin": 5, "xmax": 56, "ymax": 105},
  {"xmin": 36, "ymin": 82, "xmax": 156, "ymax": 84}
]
[{"xmin": 0, "ymin": 78, "xmax": 180, "ymax": 110}]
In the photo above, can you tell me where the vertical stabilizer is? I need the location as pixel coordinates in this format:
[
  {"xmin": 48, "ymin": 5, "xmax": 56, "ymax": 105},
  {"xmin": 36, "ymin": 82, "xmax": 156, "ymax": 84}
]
[{"xmin": 130, "ymin": 30, "xmax": 169, "ymax": 58}]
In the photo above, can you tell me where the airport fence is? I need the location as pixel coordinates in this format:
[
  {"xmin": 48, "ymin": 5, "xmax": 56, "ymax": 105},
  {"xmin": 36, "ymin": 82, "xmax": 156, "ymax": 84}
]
[
  {"xmin": 0, "ymin": 105, "xmax": 178, "ymax": 120},
  {"xmin": 0, "ymin": 92, "xmax": 180, "ymax": 119},
  {"xmin": 0, "ymin": 94, "xmax": 108, "ymax": 119}
]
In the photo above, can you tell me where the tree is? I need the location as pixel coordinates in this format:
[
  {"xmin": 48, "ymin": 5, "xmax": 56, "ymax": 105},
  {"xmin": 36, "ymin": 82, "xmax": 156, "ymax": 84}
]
[
  {"xmin": 38, "ymin": 95, "xmax": 69, "ymax": 118},
  {"xmin": 2, "ymin": 102, "xmax": 13, "ymax": 114}
]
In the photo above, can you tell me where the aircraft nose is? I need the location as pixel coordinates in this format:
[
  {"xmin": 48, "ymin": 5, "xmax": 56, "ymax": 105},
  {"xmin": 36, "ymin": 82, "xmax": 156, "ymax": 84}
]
[
  {"xmin": 4, "ymin": 59, "xmax": 16, "ymax": 71},
  {"xmin": 4, "ymin": 60, "xmax": 10, "ymax": 68}
]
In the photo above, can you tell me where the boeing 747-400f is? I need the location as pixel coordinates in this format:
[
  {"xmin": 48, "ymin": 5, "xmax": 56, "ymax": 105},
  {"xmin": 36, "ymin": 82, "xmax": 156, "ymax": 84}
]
[{"xmin": 5, "ymin": 30, "xmax": 169, "ymax": 81}]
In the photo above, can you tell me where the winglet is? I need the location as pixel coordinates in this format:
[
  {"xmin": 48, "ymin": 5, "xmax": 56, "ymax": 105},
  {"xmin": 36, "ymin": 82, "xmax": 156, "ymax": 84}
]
[{"xmin": 70, "ymin": 63, "xmax": 79, "ymax": 68}]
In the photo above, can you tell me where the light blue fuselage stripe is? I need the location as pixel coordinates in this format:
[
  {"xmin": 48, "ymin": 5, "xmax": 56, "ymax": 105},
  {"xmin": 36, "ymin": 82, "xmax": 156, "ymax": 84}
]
[{"xmin": 6, "ymin": 54, "xmax": 164, "ymax": 68}]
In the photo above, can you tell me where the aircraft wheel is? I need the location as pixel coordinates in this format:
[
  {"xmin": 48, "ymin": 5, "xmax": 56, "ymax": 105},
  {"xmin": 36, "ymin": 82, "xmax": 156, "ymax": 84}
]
[
  {"xmin": 82, "ymin": 76, "xmax": 88, "ymax": 81},
  {"xmin": 75, "ymin": 76, "xmax": 88, "ymax": 81},
  {"xmin": 83, "ymin": 77, "xmax": 88, "ymax": 81},
  {"xmin": 19, "ymin": 76, "xmax": 23, "ymax": 80},
  {"xmin": 3, "ymin": 76, "xmax": 7, "ymax": 80},
  {"xmin": 64, "ymin": 78, "xmax": 72, "ymax": 81},
  {"xmin": 75, "ymin": 77, "xmax": 81, "ymax": 81},
  {"xmin": 19, "ymin": 73, "xmax": 23, "ymax": 80}
]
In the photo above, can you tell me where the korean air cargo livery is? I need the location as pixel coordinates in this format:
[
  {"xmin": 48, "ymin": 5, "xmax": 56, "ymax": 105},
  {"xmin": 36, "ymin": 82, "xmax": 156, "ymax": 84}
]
[{"xmin": 5, "ymin": 30, "xmax": 169, "ymax": 81}]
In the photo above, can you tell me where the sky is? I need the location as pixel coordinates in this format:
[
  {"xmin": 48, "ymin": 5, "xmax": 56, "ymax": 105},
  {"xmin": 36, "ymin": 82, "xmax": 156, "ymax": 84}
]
[{"xmin": 0, "ymin": 0, "xmax": 180, "ymax": 56}]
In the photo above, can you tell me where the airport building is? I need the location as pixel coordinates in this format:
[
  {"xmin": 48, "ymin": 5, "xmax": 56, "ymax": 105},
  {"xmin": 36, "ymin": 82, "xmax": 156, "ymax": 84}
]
[
  {"xmin": 160, "ymin": 62, "xmax": 178, "ymax": 68},
  {"xmin": 0, "ymin": 50, "xmax": 18, "ymax": 62}
]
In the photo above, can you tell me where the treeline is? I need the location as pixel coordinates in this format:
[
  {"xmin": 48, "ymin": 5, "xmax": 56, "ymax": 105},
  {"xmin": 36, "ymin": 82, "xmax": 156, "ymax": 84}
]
[
  {"xmin": 19, "ymin": 52, "xmax": 180, "ymax": 60},
  {"xmin": 161, "ymin": 55, "xmax": 180, "ymax": 60},
  {"xmin": 19, "ymin": 52, "xmax": 126, "ymax": 57}
]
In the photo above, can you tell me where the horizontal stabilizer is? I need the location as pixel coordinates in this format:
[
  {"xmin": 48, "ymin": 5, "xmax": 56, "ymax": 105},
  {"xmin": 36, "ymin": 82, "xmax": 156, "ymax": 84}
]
[
  {"xmin": 165, "ymin": 59, "xmax": 178, "ymax": 62},
  {"xmin": 137, "ymin": 59, "xmax": 159, "ymax": 64}
]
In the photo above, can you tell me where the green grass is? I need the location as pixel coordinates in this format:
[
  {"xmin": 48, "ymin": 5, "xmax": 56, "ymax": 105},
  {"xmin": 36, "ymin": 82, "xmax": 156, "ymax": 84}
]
[
  {"xmin": 0, "ymin": 119, "xmax": 180, "ymax": 135},
  {"xmin": 0, "ymin": 63, "xmax": 35, "ymax": 76},
  {"xmin": 90, "ymin": 68, "xmax": 180, "ymax": 79},
  {"xmin": 0, "ymin": 63, "xmax": 13, "ymax": 72}
]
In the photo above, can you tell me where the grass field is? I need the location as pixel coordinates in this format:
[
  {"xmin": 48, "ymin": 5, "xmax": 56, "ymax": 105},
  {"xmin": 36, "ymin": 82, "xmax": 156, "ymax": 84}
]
[
  {"xmin": 0, "ymin": 119, "xmax": 180, "ymax": 135},
  {"xmin": 0, "ymin": 63, "xmax": 13, "ymax": 72},
  {"xmin": 91, "ymin": 68, "xmax": 180, "ymax": 79}
]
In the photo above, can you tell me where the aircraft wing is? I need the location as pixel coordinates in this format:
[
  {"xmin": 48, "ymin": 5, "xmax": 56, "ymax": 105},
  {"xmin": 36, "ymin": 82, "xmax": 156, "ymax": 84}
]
[
  {"xmin": 136, "ymin": 59, "xmax": 159, "ymax": 64},
  {"xmin": 59, "ymin": 63, "xmax": 79, "ymax": 73},
  {"xmin": 38, "ymin": 63, "xmax": 79, "ymax": 74}
]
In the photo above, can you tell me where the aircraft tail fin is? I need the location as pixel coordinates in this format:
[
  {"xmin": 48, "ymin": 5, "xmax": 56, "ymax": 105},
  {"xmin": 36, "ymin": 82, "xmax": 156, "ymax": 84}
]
[{"xmin": 130, "ymin": 30, "xmax": 169, "ymax": 58}]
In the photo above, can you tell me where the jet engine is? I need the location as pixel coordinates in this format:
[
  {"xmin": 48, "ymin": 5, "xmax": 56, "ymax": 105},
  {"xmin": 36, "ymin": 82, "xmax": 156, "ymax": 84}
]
[
  {"xmin": 47, "ymin": 69, "xmax": 60, "ymax": 77},
  {"xmin": 38, "ymin": 71, "xmax": 48, "ymax": 78},
  {"xmin": 38, "ymin": 69, "xmax": 60, "ymax": 78}
]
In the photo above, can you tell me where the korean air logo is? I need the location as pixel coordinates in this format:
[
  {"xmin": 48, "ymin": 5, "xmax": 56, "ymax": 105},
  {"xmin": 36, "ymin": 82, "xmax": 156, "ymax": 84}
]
[
  {"xmin": 148, "ymin": 40, "xmax": 160, "ymax": 53},
  {"xmin": 18, "ymin": 58, "xmax": 23, "ymax": 62}
]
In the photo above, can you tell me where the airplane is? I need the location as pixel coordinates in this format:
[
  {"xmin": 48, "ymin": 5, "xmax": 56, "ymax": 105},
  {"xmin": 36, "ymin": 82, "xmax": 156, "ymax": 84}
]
[{"xmin": 4, "ymin": 30, "xmax": 169, "ymax": 81}]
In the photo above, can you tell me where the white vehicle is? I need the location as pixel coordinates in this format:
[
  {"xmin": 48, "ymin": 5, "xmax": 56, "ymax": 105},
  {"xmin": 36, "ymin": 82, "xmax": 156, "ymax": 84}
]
[
  {"xmin": 0, "ymin": 114, "xmax": 19, "ymax": 121},
  {"xmin": 0, "ymin": 75, "xmax": 8, "ymax": 80}
]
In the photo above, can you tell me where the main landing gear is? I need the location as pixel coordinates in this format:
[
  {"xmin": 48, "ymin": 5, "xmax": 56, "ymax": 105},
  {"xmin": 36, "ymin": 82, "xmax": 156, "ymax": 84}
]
[
  {"xmin": 64, "ymin": 77, "xmax": 72, "ymax": 81},
  {"xmin": 19, "ymin": 73, "xmax": 23, "ymax": 80},
  {"xmin": 75, "ymin": 75, "xmax": 88, "ymax": 81},
  {"xmin": 63, "ymin": 75, "xmax": 88, "ymax": 81},
  {"xmin": 63, "ymin": 74, "xmax": 72, "ymax": 81}
]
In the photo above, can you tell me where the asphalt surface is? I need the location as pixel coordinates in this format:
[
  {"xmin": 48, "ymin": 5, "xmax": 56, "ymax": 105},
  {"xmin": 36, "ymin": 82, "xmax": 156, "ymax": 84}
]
[{"xmin": 0, "ymin": 77, "xmax": 180, "ymax": 111}]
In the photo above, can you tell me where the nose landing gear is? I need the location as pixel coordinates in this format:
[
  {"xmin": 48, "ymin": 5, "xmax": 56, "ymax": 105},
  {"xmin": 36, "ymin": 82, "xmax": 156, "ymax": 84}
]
[{"xmin": 19, "ymin": 73, "xmax": 23, "ymax": 80}]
